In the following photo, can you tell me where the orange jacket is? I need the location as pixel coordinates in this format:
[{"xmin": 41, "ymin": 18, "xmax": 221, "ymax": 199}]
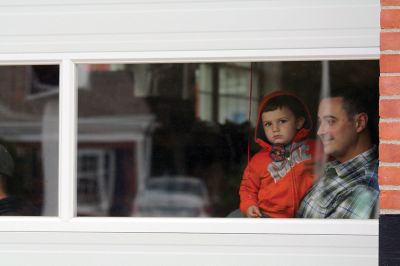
[{"xmin": 239, "ymin": 91, "xmax": 319, "ymax": 218}]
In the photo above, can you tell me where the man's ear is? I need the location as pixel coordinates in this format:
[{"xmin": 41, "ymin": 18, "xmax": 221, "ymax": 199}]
[
  {"xmin": 296, "ymin": 117, "xmax": 305, "ymax": 130},
  {"xmin": 354, "ymin": 112, "xmax": 368, "ymax": 133}
]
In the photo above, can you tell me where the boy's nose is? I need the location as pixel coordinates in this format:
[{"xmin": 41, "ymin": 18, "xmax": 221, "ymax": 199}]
[{"xmin": 272, "ymin": 124, "xmax": 279, "ymax": 132}]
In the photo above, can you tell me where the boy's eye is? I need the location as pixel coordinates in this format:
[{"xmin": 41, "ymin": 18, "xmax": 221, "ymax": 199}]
[
  {"xmin": 264, "ymin": 122, "xmax": 272, "ymax": 127},
  {"xmin": 279, "ymin": 119, "xmax": 288, "ymax": 124}
]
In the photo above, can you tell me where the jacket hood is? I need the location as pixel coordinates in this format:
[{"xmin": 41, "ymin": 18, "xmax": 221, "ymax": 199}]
[{"xmin": 254, "ymin": 91, "xmax": 312, "ymax": 150}]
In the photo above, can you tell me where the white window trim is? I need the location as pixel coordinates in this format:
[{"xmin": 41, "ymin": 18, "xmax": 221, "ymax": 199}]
[{"xmin": 0, "ymin": 48, "xmax": 379, "ymax": 236}]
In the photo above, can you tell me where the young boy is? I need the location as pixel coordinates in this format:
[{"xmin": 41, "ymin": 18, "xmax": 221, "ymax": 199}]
[{"xmin": 239, "ymin": 91, "xmax": 318, "ymax": 218}]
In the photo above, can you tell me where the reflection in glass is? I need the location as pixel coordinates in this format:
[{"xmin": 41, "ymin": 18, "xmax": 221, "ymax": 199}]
[
  {"xmin": 76, "ymin": 61, "xmax": 378, "ymax": 217},
  {"xmin": 133, "ymin": 177, "xmax": 210, "ymax": 217},
  {"xmin": 0, "ymin": 65, "xmax": 59, "ymax": 216}
]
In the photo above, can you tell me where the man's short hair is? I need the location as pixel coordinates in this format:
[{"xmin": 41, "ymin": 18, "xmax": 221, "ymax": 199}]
[{"xmin": 322, "ymin": 87, "xmax": 369, "ymax": 118}]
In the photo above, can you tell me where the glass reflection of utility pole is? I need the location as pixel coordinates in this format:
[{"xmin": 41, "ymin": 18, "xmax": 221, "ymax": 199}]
[
  {"xmin": 211, "ymin": 64, "xmax": 219, "ymax": 124},
  {"xmin": 316, "ymin": 60, "xmax": 331, "ymax": 175},
  {"xmin": 320, "ymin": 61, "xmax": 330, "ymax": 100}
]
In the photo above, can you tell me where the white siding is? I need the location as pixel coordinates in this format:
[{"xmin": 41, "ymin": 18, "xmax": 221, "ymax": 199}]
[
  {"xmin": 0, "ymin": 232, "xmax": 377, "ymax": 266},
  {"xmin": 0, "ymin": 0, "xmax": 378, "ymax": 54}
]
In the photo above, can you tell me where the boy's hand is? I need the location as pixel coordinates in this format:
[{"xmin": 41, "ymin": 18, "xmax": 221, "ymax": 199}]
[{"xmin": 246, "ymin": 205, "xmax": 262, "ymax": 218}]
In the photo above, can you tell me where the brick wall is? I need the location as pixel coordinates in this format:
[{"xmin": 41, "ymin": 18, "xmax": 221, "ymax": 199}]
[
  {"xmin": 380, "ymin": 1, "xmax": 400, "ymax": 265},
  {"xmin": 380, "ymin": 0, "xmax": 400, "ymax": 215}
]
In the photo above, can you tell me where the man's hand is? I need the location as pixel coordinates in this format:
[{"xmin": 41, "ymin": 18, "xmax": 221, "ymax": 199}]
[{"xmin": 246, "ymin": 205, "xmax": 262, "ymax": 218}]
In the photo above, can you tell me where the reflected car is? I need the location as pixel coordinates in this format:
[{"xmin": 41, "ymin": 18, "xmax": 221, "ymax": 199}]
[{"xmin": 132, "ymin": 176, "xmax": 211, "ymax": 217}]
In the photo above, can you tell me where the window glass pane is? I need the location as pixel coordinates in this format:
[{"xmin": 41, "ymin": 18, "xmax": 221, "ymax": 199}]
[
  {"xmin": 76, "ymin": 61, "xmax": 378, "ymax": 218},
  {"xmin": 0, "ymin": 65, "xmax": 59, "ymax": 216}
]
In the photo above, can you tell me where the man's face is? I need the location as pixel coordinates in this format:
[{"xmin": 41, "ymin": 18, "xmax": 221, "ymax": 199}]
[{"xmin": 317, "ymin": 97, "xmax": 359, "ymax": 162}]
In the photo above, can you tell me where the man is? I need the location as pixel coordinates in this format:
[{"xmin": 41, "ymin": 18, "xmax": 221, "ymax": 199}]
[
  {"xmin": 297, "ymin": 87, "xmax": 379, "ymax": 219},
  {"xmin": 0, "ymin": 144, "xmax": 20, "ymax": 216}
]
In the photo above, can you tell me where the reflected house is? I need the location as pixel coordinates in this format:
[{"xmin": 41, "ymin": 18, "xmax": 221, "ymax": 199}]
[
  {"xmin": 75, "ymin": 63, "xmax": 255, "ymax": 217},
  {"xmin": 75, "ymin": 65, "xmax": 202, "ymax": 216},
  {"xmin": 77, "ymin": 66, "xmax": 157, "ymax": 216},
  {"xmin": 75, "ymin": 64, "xmax": 250, "ymax": 217},
  {"xmin": 77, "ymin": 115, "xmax": 156, "ymax": 216}
]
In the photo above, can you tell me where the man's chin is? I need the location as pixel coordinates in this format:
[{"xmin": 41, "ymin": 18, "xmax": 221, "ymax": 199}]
[{"xmin": 322, "ymin": 146, "xmax": 334, "ymax": 156}]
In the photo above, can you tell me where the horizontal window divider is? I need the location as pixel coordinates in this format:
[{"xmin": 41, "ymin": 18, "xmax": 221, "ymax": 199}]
[
  {"xmin": 0, "ymin": 218, "xmax": 378, "ymax": 235},
  {"xmin": 0, "ymin": 47, "xmax": 379, "ymax": 64},
  {"xmin": 0, "ymin": 59, "xmax": 63, "ymax": 65}
]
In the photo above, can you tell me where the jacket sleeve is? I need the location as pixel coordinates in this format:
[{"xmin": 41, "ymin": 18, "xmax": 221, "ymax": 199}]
[{"xmin": 239, "ymin": 162, "xmax": 260, "ymax": 214}]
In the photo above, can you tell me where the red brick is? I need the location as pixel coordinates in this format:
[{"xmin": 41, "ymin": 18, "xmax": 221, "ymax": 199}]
[
  {"xmin": 380, "ymin": 143, "xmax": 400, "ymax": 162},
  {"xmin": 380, "ymin": 99, "xmax": 400, "ymax": 118},
  {"xmin": 379, "ymin": 166, "xmax": 400, "ymax": 185},
  {"xmin": 380, "ymin": 76, "xmax": 400, "ymax": 95},
  {"xmin": 380, "ymin": 54, "xmax": 400, "ymax": 73},
  {"xmin": 381, "ymin": 9, "xmax": 400, "ymax": 28},
  {"xmin": 382, "ymin": 0, "xmax": 400, "ymax": 5},
  {"xmin": 380, "ymin": 190, "xmax": 400, "ymax": 209},
  {"xmin": 380, "ymin": 122, "xmax": 400, "ymax": 139},
  {"xmin": 381, "ymin": 32, "xmax": 400, "ymax": 50}
]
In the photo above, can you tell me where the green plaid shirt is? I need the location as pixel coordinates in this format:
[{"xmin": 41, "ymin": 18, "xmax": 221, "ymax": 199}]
[{"xmin": 297, "ymin": 146, "xmax": 379, "ymax": 219}]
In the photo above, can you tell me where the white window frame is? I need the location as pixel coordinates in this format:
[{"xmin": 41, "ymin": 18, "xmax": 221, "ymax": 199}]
[{"xmin": 0, "ymin": 48, "xmax": 379, "ymax": 236}]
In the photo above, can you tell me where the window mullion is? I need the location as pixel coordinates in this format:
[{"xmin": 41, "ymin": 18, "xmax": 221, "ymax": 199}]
[{"xmin": 59, "ymin": 59, "xmax": 77, "ymax": 220}]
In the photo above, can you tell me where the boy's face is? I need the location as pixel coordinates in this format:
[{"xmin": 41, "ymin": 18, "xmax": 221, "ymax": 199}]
[{"xmin": 261, "ymin": 106, "xmax": 305, "ymax": 145}]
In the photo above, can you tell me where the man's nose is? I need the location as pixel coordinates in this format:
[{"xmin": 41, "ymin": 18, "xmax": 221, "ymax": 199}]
[{"xmin": 317, "ymin": 123, "xmax": 325, "ymax": 136}]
